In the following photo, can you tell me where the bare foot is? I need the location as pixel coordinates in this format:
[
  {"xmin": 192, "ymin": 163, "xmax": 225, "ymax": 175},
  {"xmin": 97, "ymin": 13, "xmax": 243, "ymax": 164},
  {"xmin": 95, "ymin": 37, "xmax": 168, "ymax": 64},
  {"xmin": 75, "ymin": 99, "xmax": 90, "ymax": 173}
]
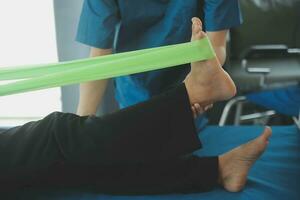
[
  {"xmin": 218, "ymin": 127, "xmax": 272, "ymax": 192},
  {"xmin": 184, "ymin": 17, "xmax": 236, "ymax": 106}
]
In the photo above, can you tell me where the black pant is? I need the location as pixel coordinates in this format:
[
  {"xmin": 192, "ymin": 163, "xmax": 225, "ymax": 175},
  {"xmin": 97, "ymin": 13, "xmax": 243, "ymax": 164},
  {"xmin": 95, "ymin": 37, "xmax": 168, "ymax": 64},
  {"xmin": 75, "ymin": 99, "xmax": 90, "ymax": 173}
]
[{"xmin": 0, "ymin": 84, "xmax": 218, "ymax": 194}]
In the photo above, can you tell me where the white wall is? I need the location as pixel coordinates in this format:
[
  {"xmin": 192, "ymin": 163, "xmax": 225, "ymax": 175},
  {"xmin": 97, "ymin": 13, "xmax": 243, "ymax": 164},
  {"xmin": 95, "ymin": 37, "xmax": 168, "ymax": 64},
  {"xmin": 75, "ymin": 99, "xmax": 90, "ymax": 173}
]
[
  {"xmin": 0, "ymin": 0, "xmax": 61, "ymax": 126},
  {"xmin": 53, "ymin": 0, "xmax": 118, "ymax": 115}
]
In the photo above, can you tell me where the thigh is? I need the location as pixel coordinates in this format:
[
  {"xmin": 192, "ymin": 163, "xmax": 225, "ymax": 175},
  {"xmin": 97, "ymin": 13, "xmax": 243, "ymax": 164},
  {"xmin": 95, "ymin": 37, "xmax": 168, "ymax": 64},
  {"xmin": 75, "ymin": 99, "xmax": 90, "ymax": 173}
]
[
  {"xmin": 55, "ymin": 84, "xmax": 201, "ymax": 165},
  {"xmin": 0, "ymin": 113, "xmax": 64, "ymax": 190},
  {"xmin": 40, "ymin": 155, "xmax": 218, "ymax": 194}
]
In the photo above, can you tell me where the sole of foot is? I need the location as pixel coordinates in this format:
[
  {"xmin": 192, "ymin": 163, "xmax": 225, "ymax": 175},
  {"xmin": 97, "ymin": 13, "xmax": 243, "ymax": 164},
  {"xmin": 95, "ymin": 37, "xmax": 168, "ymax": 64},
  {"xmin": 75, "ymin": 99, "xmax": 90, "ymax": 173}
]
[
  {"xmin": 219, "ymin": 127, "xmax": 272, "ymax": 192},
  {"xmin": 185, "ymin": 17, "xmax": 236, "ymax": 106}
]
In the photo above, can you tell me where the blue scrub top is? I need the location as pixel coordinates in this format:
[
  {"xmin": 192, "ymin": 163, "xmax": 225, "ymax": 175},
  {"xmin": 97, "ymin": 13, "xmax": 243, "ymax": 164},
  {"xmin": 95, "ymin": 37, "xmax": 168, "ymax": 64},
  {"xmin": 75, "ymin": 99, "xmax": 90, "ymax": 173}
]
[{"xmin": 77, "ymin": 0, "xmax": 243, "ymax": 109}]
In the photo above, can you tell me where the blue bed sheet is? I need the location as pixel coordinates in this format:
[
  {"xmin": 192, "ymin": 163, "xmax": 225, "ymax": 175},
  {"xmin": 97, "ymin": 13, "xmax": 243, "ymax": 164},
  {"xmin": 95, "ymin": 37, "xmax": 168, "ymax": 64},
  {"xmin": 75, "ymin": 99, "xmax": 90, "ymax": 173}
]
[
  {"xmin": 246, "ymin": 85, "xmax": 300, "ymax": 117},
  {"xmin": 6, "ymin": 125, "xmax": 300, "ymax": 200}
]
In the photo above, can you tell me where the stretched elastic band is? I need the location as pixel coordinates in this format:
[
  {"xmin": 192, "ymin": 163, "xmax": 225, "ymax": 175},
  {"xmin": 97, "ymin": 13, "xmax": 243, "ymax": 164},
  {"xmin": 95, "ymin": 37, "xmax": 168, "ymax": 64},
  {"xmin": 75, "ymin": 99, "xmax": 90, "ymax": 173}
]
[{"xmin": 0, "ymin": 37, "xmax": 215, "ymax": 96}]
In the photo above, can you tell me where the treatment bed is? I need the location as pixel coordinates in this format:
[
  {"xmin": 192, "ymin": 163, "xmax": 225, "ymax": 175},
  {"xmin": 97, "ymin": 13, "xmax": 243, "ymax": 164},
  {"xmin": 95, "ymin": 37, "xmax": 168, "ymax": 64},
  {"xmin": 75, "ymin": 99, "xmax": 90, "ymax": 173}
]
[{"xmin": 4, "ymin": 125, "xmax": 300, "ymax": 200}]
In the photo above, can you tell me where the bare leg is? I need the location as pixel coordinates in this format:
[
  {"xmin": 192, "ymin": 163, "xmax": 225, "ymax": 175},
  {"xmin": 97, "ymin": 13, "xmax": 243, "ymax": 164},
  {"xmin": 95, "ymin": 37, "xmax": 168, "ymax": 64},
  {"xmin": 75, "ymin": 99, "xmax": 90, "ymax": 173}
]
[{"xmin": 184, "ymin": 17, "xmax": 272, "ymax": 192}]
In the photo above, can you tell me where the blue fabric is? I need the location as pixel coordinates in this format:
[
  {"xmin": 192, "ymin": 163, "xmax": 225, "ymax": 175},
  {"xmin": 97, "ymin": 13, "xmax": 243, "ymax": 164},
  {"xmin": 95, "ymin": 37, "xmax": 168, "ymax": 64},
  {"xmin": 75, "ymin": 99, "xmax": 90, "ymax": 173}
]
[
  {"xmin": 246, "ymin": 85, "xmax": 300, "ymax": 117},
  {"xmin": 195, "ymin": 114, "xmax": 209, "ymax": 132},
  {"xmin": 76, "ymin": 0, "xmax": 120, "ymax": 49},
  {"xmin": 76, "ymin": 0, "xmax": 243, "ymax": 108},
  {"xmin": 8, "ymin": 125, "xmax": 300, "ymax": 199}
]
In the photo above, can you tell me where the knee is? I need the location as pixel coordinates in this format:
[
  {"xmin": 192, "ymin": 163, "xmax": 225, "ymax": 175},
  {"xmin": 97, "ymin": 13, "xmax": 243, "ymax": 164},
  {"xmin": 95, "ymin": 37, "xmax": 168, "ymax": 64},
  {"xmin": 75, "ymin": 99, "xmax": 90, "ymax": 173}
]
[
  {"xmin": 39, "ymin": 112, "xmax": 66, "ymax": 131},
  {"xmin": 46, "ymin": 111, "xmax": 64, "ymax": 119}
]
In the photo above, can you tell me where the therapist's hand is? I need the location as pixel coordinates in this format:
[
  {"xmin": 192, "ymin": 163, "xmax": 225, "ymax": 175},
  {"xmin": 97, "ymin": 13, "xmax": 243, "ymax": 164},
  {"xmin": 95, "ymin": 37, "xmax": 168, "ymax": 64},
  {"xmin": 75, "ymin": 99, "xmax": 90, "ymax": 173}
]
[{"xmin": 191, "ymin": 103, "xmax": 213, "ymax": 118}]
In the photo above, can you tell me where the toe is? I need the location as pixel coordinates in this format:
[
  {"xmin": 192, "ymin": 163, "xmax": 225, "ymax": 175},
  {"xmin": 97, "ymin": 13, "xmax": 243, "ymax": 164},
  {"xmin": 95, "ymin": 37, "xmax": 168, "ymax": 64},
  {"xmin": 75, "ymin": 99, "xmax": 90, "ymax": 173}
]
[
  {"xmin": 191, "ymin": 17, "xmax": 205, "ymax": 41},
  {"xmin": 261, "ymin": 126, "xmax": 272, "ymax": 141},
  {"xmin": 192, "ymin": 17, "xmax": 202, "ymax": 28}
]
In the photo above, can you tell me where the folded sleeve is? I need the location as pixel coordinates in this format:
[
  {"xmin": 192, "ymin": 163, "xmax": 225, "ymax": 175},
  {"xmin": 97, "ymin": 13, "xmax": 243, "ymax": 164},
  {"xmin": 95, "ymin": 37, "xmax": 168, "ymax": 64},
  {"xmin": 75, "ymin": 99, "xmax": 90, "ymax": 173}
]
[
  {"xmin": 204, "ymin": 0, "xmax": 243, "ymax": 31},
  {"xmin": 76, "ymin": 0, "xmax": 120, "ymax": 49}
]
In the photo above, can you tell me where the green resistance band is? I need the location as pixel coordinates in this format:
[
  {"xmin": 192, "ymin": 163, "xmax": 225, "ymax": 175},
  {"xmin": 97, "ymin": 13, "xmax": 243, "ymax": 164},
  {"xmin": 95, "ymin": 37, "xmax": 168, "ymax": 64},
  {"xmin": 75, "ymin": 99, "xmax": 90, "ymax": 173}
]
[{"xmin": 0, "ymin": 37, "xmax": 215, "ymax": 96}]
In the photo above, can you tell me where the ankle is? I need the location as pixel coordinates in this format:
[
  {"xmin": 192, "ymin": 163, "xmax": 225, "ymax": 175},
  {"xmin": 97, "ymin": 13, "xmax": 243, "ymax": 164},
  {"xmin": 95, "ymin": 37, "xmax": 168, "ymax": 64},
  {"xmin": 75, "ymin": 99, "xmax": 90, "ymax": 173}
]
[
  {"xmin": 218, "ymin": 155, "xmax": 225, "ymax": 185},
  {"xmin": 184, "ymin": 73, "xmax": 213, "ymax": 106},
  {"xmin": 184, "ymin": 75, "xmax": 208, "ymax": 105},
  {"xmin": 184, "ymin": 77, "xmax": 197, "ymax": 104}
]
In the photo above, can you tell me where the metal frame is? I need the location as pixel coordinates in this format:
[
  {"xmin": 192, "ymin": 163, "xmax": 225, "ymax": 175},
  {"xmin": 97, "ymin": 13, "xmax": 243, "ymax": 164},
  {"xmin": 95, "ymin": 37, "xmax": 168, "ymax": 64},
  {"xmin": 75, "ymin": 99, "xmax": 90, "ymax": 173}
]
[
  {"xmin": 219, "ymin": 96, "xmax": 246, "ymax": 126},
  {"xmin": 220, "ymin": 43, "xmax": 300, "ymax": 126},
  {"xmin": 293, "ymin": 111, "xmax": 300, "ymax": 130},
  {"xmin": 219, "ymin": 96, "xmax": 276, "ymax": 126}
]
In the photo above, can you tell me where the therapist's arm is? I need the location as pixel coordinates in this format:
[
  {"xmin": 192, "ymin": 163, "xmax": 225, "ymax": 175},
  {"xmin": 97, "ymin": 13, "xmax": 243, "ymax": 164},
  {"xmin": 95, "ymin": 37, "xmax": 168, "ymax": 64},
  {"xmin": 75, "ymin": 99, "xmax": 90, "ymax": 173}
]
[
  {"xmin": 207, "ymin": 30, "xmax": 228, "ymax": 66},
  {"xmin": 77, "ymin": 48, "xmax": 112, "ymax": 116}
]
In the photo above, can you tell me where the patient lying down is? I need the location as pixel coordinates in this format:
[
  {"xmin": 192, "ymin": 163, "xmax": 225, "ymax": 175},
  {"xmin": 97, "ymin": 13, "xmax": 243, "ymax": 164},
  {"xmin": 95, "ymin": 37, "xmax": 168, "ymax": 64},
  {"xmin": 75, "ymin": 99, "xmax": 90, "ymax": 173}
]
[{"xmin": 0, "ymin": 18, "xmax": 271, "ymax": 194}]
